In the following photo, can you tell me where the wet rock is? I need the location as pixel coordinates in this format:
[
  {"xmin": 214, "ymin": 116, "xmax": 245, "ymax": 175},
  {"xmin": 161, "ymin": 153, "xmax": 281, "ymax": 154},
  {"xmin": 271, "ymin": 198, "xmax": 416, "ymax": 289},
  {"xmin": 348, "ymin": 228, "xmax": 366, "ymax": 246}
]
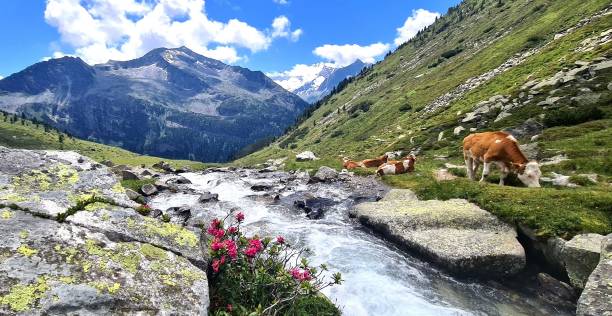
[
  {"xmin": 167, "ymin": 176, "xmax": 192, "ymax": 185},
  {"xmin": 536, "ymin": 273, "xmax": 577, "ymax": 308},
  {"xmin": 293, "ymin": 195, "xmax": 338, "ymax": 220},
  {"xmin": 141, "ymin": 184, "xmax": 158, "ymax": 196},
  {"xmin": 198, "ymin": 192, "xmax": 218, "ymax": 203},
  {"xmin": 140, "ymin": 169, "xmax": 153, "ymax": 176},
  {"xmin": 251, "ymin": 184, "xmax": 273, "ymax": 192},
  {"xmin": 295, "ymin": 151, "xmax": 318, "ymax": 161},
  {"xmin": 176, "ymin": 166, "xmax": 192, "ymax": 173},
  {"xmin": 150, "ymin": 208, "xmax": 163, "ymax": 218},
  {"xmin": 352, "ymin": 192, "xmax": 525, "ymax": 278},
  {"xmin": 121, "ymin": 170, "xmax": 141, "ymax": 181},
  {"xmin": 0, "ymin": 209, "xmax": 208, "ymax": 315},
  {"xmin": 166, "ymin": 206, "xmax": 192, "ymax": 225},
  {"xmin": 562, "ymin": 233, "xmax": 605, "ymax": 289},
  {"xmin": 0, "ymin": 147, "xmax": 137, "ymax": 219},
  {"xmin": 153, "ymin": 161, "xmax": 175, "ymax": 173},
  {"xmin": 311, "ymin": 166, "xmax": 339, "ymax": 183},
  {"xmin": 577, "ymin": 234, "xmax": 612, "ymax": 316},
  {"xmin": 154, "ymin": 180, "xmax": 170, "ymax": 191}
]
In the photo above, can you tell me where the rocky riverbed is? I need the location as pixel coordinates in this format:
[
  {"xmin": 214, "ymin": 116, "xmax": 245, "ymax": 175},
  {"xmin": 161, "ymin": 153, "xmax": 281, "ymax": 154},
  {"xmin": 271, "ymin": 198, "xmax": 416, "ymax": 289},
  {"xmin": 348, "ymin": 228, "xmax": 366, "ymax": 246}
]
[{"xmin": 1, "ymin": 147, "xmax": 609, "ymax": 315}]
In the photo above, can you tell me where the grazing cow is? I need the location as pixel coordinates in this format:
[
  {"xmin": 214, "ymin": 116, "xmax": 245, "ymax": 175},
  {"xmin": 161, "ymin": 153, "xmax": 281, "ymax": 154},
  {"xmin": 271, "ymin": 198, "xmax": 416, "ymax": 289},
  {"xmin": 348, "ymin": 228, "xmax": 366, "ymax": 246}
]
[
  {"xmin": 361, "ymin": 154, "xmax": 389, "ymax": 168},
  {"xmin": 463, "ymin": 131, "xmax": 541, "ymax": 187},
  {"xmin": 342, "ymin": 157, "xmax": 364, "ymax": 169},
  {"xmin": 376, "ymin": 154, "xmax": 416, "ymax": 176}
]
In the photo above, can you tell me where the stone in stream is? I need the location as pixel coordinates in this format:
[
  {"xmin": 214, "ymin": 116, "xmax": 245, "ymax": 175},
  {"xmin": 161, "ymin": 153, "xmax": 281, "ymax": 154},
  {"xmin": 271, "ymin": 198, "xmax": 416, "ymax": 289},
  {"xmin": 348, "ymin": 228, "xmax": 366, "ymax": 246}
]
[
  {"xmin": 293, "ymin": 194, "xmax": 339, "ymax": 220},
  {"xmin": 250, "ymin": 184, "xmax": 273, "ymax": 192},
  {"xmin": 198, "ymin": 192, "xmax": 219, "ymax": 203},
  {"xmin": 562, "ymin": 233, "xmax": 605, "ymax": 289},
  {"xmin": 577, "ymin": 234, "xmax": 612, "ymax": 316},
  {"xmin": 140, "ymin": 183, "xmax": 158, "ymax": 196},
  {"xmin": 0, "ymin": 208, "xmax": 208, "ymax": 315},
  {"xmin": 0, "ymin": 147, "xmax": 137, "ymax": 219},
  {"xmin": 350, "ymin": 189, "xmax": 525, "ymax": 277},
  {"xmin": 536, "ymin": 273, "xmax": 577, "ymax": 309}
]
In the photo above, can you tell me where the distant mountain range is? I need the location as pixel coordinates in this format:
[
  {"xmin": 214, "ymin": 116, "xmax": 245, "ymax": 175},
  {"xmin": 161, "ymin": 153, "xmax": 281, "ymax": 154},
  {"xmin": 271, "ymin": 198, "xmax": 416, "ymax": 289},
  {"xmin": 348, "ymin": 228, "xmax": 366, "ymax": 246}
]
[
  {"xmin": 291, "ymin": 60, "xmax": 368, "ymax": 103},
  {"xmin": 0, "ymin": 46, "xmax": 309, "ymax": 162}
]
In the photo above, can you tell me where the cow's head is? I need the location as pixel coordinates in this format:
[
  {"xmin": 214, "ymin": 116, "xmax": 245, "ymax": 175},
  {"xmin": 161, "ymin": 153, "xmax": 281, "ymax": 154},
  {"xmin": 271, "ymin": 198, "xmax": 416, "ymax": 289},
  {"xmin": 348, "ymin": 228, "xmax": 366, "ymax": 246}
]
[
  {"xmin": 515, "ymin": 161, "xmax": 541, "ymax": 188},
  {"xmin": 380, "ymin": 154, "xmax": 389, "ymax": 162},
  {"xmin": 405, "ymin": 154, "xmax": 416, "ymax": 172}
]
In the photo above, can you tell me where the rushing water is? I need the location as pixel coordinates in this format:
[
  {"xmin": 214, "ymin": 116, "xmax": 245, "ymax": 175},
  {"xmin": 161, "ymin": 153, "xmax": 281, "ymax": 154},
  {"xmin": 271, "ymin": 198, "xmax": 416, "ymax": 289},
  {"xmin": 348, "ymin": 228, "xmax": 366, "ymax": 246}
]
[{"xmin": 150, "ymin": 169, "xmax": 569, "ymax": 316}]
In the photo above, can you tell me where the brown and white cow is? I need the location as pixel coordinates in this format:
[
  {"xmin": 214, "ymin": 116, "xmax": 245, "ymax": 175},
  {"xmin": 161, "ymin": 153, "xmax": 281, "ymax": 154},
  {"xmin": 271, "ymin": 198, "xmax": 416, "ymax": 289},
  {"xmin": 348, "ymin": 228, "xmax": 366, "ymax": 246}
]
[
  {"xmin": 463, "ymin": 131, "xmax": 541, "ymax": 187},
  {"xmin": 376, "ymin": 154, "xmax": 416, "ymax": 176},
  {"xmin": 342, "ymin": 157, "xmax": 364, "ymax": 169},
  {"xmin": 361, "ymin": 154, "xmax": 389, "ymax": 168}
]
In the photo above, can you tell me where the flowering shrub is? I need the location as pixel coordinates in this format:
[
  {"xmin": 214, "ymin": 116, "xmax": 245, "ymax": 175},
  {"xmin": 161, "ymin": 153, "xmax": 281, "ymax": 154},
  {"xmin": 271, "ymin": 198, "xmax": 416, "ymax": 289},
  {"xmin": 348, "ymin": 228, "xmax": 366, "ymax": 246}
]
[
  {"xmin": 135, "ymin": 204, "xmax": 151, "ymax": 216},
  {"xmin": 207, "ymin": 211, "xmax": 342, "ymax": 316}
]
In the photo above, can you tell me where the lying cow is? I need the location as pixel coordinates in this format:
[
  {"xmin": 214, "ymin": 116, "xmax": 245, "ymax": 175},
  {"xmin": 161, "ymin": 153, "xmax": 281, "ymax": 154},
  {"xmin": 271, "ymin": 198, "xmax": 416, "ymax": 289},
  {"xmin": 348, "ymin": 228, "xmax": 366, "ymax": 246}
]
[
  {"xmin": 361, "ymin": 154, "xmax": 388, "ymax": 168},
  {"xmin": 342, "ymin": 157, "xmax": 364, "ymax": 169},
  {"xmin": 463, "ymin": 131, "xmax": 541, "ymax": 187},
  {"xmin": 376, "ymin": 154, "xmax": 416, "ymax": 176}
]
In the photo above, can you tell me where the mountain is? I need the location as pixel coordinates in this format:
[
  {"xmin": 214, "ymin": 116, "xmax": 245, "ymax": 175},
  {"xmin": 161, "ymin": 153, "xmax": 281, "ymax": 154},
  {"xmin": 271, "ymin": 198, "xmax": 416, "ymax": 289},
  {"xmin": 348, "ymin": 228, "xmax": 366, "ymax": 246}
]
[
  {"xmin": 292, "ymin": 60, "xmax": 368, "ymax": 103},
  {"xmin": 0, "ymin": 46, "xmax": 309, "ymax": 162}
]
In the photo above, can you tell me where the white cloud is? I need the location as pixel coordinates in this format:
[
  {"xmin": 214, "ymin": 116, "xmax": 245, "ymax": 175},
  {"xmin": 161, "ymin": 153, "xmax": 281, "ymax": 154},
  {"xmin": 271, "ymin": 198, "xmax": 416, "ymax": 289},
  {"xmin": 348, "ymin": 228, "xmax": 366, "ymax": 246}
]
[
  {"xmin": 271, "ymin": 16, "xmax": 302, "ymax": 42},
  {"xmin": 267, "ymin": 62, "xmax": 334, "ymax": 91},
  {"xmin": 273, "ymin": 0, "xmax": 288, "ymax": 4},
  {"xmin": 0, "ymin": 75, "xmax": 3, "ymax": 80},
  {"xmin": 394, "ymin": 9, "xmax": 440, "ymax": 46},
  {"xmin": 313, "ymin": 43, "xmax": 390, "ymax": 66},
  {"xmin": 44, "ymin": 0, "xmax": 301, "ymax": 65}
]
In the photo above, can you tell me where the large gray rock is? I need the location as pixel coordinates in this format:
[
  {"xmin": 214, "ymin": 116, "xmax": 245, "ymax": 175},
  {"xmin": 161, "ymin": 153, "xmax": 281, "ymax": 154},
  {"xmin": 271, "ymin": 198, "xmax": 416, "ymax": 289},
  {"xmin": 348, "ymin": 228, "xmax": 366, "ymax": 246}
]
[
  {"xmin": 0, "ymin": 208, "xmax": 208, "ymax": 315},
  {"xmin": 351, "ymin": 190, "xmax": 525, "ymax": 277},
  {"xmin": 577, "ymin": 234, "xmax": 612, "ymax": 316},
  {"xmin": 311, "ymin": 166, "xmax": 339, "ymax": 183},
  {"xmin": 563, "ymin": 233, "xmax": 605, "ymax": 289},
  {"xmin": 0, "ymin": 147, "xmax": 137, "ymax": 219}
]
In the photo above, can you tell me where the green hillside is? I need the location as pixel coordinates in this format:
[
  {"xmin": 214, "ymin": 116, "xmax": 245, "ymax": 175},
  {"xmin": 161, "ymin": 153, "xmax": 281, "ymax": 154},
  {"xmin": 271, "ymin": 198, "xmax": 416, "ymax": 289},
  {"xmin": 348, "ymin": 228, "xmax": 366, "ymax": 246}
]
[
  {"xmin": 0, "ymin": 111, "xmax": 208, "ymax": 169},
  {"xmin": 238, "ymin": 0, "xmax": 612, "ymax": 238}
]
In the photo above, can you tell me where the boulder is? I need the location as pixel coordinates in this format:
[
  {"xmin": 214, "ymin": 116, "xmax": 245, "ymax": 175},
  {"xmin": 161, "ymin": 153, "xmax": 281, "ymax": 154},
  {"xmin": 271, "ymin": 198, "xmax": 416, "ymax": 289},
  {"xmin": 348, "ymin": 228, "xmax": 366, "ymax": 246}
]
[
  {"xmin": 198, "ymin": 192, "xmax": 219, "ymax": 203},
  {"xmin": 121, "ymin": 170, "xmax": 141, "ymax": 181},
  {"xmin": 295, "ymin": 151, "xmax": 318, "ymax": 161},
  {"xmin": 536, "ymin": 273, "xmax": 577, "ymax": 308},
  {"xmin": 351, "ymin": 192, "xmax": 525, "ymax": 277},
  {"xmin": 311, "ymin": 166, "xmax": 339, "ymax": 183},
  {"xmin": 0, "ymin": 147, "xmax": 137, "ymax": 219},
  {"xmin": 293, "ymin": 195, "xmax": 339, "ymax": 220},
  {"xmin": 250, "ymin": 184, "xmax": 273, "ymax": 192},
  {"xmin": 0, "ymin": 208, "xmax": 208, "ymax": 315},
  {"xmin": 577, "ymin": 234, "xmax": 612, "ymax": 316},
  {"xmin": 141, "ymin": 184, "xmax": 158, "ymax": 196},
  {"xmin": 562, "ymin": 233, "xmax": 605, "ymax": 289},
  {"xmin": 124, "ymin": 188, "xmax": 143, "ymax": 202}
]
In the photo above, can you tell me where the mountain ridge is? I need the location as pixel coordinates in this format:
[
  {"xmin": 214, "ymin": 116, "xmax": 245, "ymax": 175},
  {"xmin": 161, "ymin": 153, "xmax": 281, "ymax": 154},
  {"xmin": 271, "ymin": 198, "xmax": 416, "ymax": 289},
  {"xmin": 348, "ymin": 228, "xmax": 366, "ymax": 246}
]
[{"xmin": 0, "ymin": 46, "xmax": 309, "ymax": 162}]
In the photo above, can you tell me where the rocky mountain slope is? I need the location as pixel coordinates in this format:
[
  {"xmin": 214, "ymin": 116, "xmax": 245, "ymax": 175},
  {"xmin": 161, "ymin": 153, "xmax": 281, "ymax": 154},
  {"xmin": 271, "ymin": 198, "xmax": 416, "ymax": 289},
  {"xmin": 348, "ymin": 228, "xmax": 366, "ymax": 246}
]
[
  {"xmin": 0, "ymin": 47, "xmax": 309, "ymax": 162},
  {"xmin": 291, "ymin": 60, "xmax": 368, "ymax": 103}
]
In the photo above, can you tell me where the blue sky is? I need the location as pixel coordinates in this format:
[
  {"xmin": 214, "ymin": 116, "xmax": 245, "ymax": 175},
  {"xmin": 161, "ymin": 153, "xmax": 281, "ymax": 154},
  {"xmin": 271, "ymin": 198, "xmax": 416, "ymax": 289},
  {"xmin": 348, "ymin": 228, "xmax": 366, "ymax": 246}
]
[{"xmin": 0, "ymin": 0, "xmax": 461, "ymax": 86}]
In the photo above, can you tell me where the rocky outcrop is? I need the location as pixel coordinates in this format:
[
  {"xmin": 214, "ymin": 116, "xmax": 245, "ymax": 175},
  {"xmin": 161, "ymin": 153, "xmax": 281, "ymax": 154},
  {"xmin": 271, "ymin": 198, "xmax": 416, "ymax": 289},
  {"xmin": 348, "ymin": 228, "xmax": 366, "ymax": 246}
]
[
  {"xmin": 562, "ymin": 233, "xmax": 605, "ymax": 289},
  {"xmin": 577, "ymin": 234, "xmax": 612, "ymax": 316},
  {"xmin": 0, "ymin": 147, "xmax": 209, "ymax": 314},
  {"xmin": 350, "ymin": 189, "xmax": 525, "ymax": 277},
  {"xmin": 0, "ymin": 209, "xmax": 208, "ymax": 315}
]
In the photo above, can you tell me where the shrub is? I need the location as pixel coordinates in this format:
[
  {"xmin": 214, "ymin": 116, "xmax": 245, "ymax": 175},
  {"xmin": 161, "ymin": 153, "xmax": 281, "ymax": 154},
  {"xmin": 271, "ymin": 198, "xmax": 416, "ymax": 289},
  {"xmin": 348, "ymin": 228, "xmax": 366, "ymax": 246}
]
[
  {"xmin": 136, "ymin": 204, "xmax": 151, "ymax": 216},
  {"xmin": 544, "ymin": 106, "xmax": 604, "ymax": 127},
  {"xmin": 207, "ymin": 212, "xmax": 342, "ymax": 315},
  {"xmin": 399, "ymin": 103, "xmax": 412, "ymax": 112},
  {"xmin": 441, "ymin": 48, "xmax": 463, "ymax": 59}
]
